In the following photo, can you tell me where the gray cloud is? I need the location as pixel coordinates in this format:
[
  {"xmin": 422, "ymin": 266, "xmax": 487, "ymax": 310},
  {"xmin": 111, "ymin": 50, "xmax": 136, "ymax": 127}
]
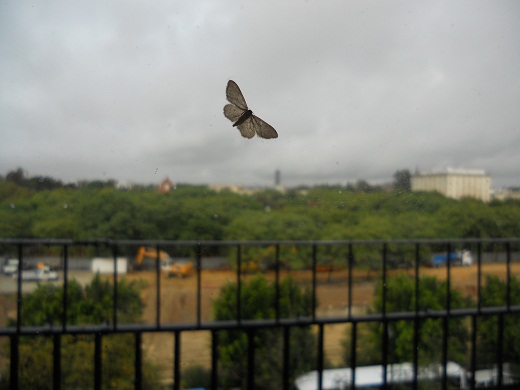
[{"xmin": 1, "ymin": 1, "xmax": 519, "ymax": 188}]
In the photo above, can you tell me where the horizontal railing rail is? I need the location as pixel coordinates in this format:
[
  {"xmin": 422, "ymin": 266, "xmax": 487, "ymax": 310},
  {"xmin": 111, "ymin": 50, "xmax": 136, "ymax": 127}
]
[{"xmin": 0, "ymin": 238, "xmax": 519, "ymax": 390}]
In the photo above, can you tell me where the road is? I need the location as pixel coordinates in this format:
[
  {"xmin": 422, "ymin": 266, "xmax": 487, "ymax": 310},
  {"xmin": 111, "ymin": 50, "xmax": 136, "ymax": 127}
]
[{"xmin": 0, "ymin": 270, "xmax": 96, "ymax": 294}]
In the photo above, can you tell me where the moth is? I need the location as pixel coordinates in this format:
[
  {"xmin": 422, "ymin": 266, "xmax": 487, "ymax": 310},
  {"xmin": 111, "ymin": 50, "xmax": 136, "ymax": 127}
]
[{"xmin": 224, "ymin": 80, "xmax": 278, "ymax": 139}]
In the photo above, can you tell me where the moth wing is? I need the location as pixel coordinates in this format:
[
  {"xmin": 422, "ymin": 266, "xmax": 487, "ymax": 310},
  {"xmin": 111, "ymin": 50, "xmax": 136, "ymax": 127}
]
[
  {"xmin": 251, "ymin": 115, "xmax": 278, "ymax": 139},
  {"xmin": 226, "ymin": 80, "xmax": 248, "ymax": 110},
  {"xmin": 224, "ymin": 104, "xmax": 245, "ymax": 122},
  {"xmin": 236, "ymin": 117, "xmax": 256, "ymax": 139}
]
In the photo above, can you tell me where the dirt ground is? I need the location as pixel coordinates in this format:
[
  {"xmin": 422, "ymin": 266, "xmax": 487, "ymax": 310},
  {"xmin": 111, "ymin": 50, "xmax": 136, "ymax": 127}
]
[
  {"xmin": 132, "ymin": 263, "xmax": 520, "ymax": 383},
  {"xmin": 1, "ymin": 263, "xmax": 518, "ymax": 384}
]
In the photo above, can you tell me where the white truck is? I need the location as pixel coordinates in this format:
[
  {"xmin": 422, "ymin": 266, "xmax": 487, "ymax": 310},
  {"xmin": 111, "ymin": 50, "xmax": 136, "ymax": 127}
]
[
  {"xmin": 2, "ymin": 259, "xmax": 19, "ymax": 275},
  {"xmin": 12, "ymin": 262, "xmax": 59, "ymax": 282},
  {"xmin": 14, "ymin": 268, "xmax": 59, "ymax": 282}
]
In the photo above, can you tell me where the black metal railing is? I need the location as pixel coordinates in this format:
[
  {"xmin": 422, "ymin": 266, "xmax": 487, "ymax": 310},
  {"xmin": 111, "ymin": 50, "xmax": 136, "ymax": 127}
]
[{"xmin": 0, "ymin": 238, "xmax": 519, "ymax": 389}]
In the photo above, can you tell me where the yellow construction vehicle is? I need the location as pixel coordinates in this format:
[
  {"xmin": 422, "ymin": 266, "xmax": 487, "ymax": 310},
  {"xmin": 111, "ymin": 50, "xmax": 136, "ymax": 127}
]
[
  {"xmin": 133, "ymin": 246, "xmax": 193, "ymax": 277},
  {"xmin": 133, "ymin": 246, "xmax": 171, "ymax": 271},
  {"xmin": 166, "ymin": 259, "xmax": 194, "ymax": 278}
]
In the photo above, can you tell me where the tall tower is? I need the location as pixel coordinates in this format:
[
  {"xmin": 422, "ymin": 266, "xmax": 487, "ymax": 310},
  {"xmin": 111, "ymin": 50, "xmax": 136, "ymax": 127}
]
[{"xmin": 275, "ymin": 170, "xmax": 281, "ymax": 186}]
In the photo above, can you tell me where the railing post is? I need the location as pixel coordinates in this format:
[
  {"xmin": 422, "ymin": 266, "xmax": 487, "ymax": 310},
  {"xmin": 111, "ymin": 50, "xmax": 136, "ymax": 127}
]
[
  {"xmin": 312, "ymin": 243, "xmax": 317, "ymax": 321},
  {"xmin": 470, "ymin": 315, "xmax": 477, "ymax": 390},
  {"xmin": 236, "ymin": 245, "xmax": 242, "ymax": 324},
  {"xmin": 381, "ymin": 243, "xmax": 388, "ymax": 389},
  {"xmin": 62, "ymin": 244, "xmax": 69, "ymax": 331},
  {"xmin": 135, "ymin": 332, "xmax": 142, "ymax": 390},
  {"xmin": 173, "ymin": 331, "xmax": 181, "ymax": 390},
  {"xmin": 10, "ymin": 334, "xmax": 19, "ymax": 390},
  {"xmin": 282, "ymin": 326, "xmax": 290, "ymax": 390},
  {"xmin": 477, "ymin": 241, "xmax": 482, "ymax": 313},
  {"xmin": 94, "ymin": 333, "xmax": 102, "ymax": 390},
  {"xmin": 16, "ymin": 243, "xmax": 23, "ymax": 333},
  {"xmin": 275, "ymin": 243, "xmax": 280, "ymax": 322},
  {"xmin": 497, "ymin": 313, "xmax": 504, "ymax": 388},
  {"xmin": 317, "ymin": 324, "xmax": 324, "ymax": 390},
  {"xmin": 350, "ymin": 322, "xmax": 357, "ymax": 389},
  {"xmin": 446, "ymin": 242, "xmax": 452, "ymax": 313},
  {"xmin": 247, "ymin": 329, "xmax": 256, "ymax": 390},
  {"xmin": 155, "ymin": 244, "xmax": 161, "ymax": 327},
  {"xmin": 413, "ymin": 243, "xmax": 420, "ymax": 390},
  {"xmin": 347, "ymin": 243, "xmax": 354, "ymax": 318},
  {"xmin": 211, "ymin": 330, "xmax": 219, "ymax": 390},
  {"xmin": 196, "ymin": 243, "xmax": 202, "ymax": 327},
  {"xmin": 506, "ymin": 241, "xmax": 511, "ymax": 310},
  {"xmin": 53, "ymin": 334, "xmax": 61, "ymax": 390},
  {"xmin": 112, "ymin": 243, "xmax": 119, "ymax": 329}
]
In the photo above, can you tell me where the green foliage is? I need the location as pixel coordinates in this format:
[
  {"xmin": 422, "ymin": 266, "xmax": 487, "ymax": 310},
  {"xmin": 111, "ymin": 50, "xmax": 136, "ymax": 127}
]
[
  {"xmin": 477, "ymin": 275, "xmax": 520, "ymax": 368},
  {"xmin": 182, "ymin": 364, "xmax": 212, "ymax": 389},
  {"xmin": 344, "ymin": 274, "xmax": 472, "ymax": 366},
  {"xmin": 0, "ymin": 274, "xmax": 159, "ymax": 389},
  {"xmin": 1, "ymin": 173, "xmax": 520, "ymax": 243},
  {"xmin": 11, "ymin": 273, "xmax": 144, "ymax": 326},
  {"xmin": 212, "ymin": 275, "xmax": 315, "ymax": 389},
  {"xmin": 393, "ymin": 170, "xmax": 411, "ymax": 191}
]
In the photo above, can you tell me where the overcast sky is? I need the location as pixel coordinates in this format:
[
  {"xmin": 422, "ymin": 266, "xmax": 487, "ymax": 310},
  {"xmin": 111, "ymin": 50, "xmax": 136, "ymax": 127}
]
[{"xmin": 1, "ymin": 1, "xmax": 519, "ymax": 188}]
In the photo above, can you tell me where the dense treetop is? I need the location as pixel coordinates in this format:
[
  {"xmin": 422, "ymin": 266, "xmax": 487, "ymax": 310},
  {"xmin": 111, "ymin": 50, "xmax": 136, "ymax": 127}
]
[{"xmin": 1, "ymin": 169, "xmax": 519, "ymax": 241}]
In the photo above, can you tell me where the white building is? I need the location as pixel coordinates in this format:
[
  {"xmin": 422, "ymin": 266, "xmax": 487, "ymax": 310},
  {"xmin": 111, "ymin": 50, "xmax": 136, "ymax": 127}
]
[
  {"xmin": 492, "ymin": 187, "xmax": 520, "ymax": 201},
  {"xmin": 411, "ymin": 168, "xmax": 491, "ymax": 202}
]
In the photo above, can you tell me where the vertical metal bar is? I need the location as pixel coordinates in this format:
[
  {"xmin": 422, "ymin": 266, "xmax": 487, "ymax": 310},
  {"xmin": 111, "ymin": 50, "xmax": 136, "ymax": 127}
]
[
  {"xmin": 381, "ymin": 243, "xmax": 388, "ymax": 389},
  {"xmin": 53, "ymin": 334, "xmax": 61, "ymax": 390},
  {"xmin": 441, "ymin": 317, "xmax": 448, "ymax": 390},
  {"xmin": 247, "ymin": 329, "xmax": 255, "ymax": 390},
  {"xmin": 155, "ymin": 244, "xmax": 161, "ymax": 327},
  {"xmin": 414, "ymin": 243, "xmax": 420, "ymax": 313},
  {"xmin": 506, "ymin": 242, "xmax": 511, "ymax": 310},
  {"xmin": 112, "ymin": 244, "xmax": 119, "ymax": 328},
  {"xmin": 135, "ymin": 332, "xmax": 142, "ymax": 390},
  {"xmin": 10, "ymin": 335, "xmax": 19, "ymax": 390},
  {"xmin": 174, "ymin": 331, "xmax": 181, "ymax": 390},
  {"xmin": 312, "ymin": 244, "xmax": 317, "ymax": 321},
  {"xmin": 196, "ymin": 243, "xmax": 202, "ymax": 327},
  {"xmin": 350, "ymin": 322, "xmax": 357, "ymax": 389},
  {"xmin": 237, "ymin": 245, "xmax": 242, "ymax": 324},
  {"xmin": 62, "ymin": 245, "xmax": 69, "ymax": 331},
  {"xmin": 477, "ymin": 242, "xmax": 482, "ymax": 313},
  {"xmin": 275, "ymin": 244, "xmax": 280, "ymax": 322},
  {"xmin": 442, "ymin": 243, "xmax": 451, "ymax": 390},
  {"xmin": 446, "ymin": 242, "xmax": 451, "ymax": 313},
  {"xmin": 16, "ymin": 243, "xmax": 23, "ymax": 333},
  {"xmin": 382, "ymin": 321, "xmax": 388, "ymax": 389},
  {"xmin": 470, "ymin": 315, "xmax": 477, "ymax": 390},
  {"xmin": 211, "ymin": 330, "xmax": 219, "ymax": 390},
  {"xmin": 317, "ymin": 324, "xmax": 324, "ymax": 390},
  {"xmin": 413, "ymin": 243, "xmax": 420, "ymax": 390},
  {"xmin": 382, "ymin": 243, "xmax": 387, "ymax": 316},
  {"xmin": 94, "ymin": 333, "xmax": 102, "ymax": 390},
  {"xmin": 413, "ymin": 317, "xmax": 419, "ymax": 390},
  {"xmin": 282, "ymin": 326, "xmax": 290, "ymax": 390},
  {"xmin": 497, "ymin": 314, "xmax": 504, "ymax": 388},
  {"xmin": 347, "ymin": 243, "xmax": 353, "ymax": 318}
]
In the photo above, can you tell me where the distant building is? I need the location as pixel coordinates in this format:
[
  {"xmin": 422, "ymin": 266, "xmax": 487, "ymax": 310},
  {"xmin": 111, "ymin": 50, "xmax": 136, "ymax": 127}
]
[
  {"xmin": 158, "ymin": 177, "xmax": 175, "ymax": 194},
  {"xmin": 411, "ymin": 168, "xmax": 491, "ymax": 202},
  {"xmin": 492, "ymin": 187, "xmax": 520, "ymax": 201},
  {"xmin": 208, "ymin": 184, "xmax": 256, "ymax": 195}
]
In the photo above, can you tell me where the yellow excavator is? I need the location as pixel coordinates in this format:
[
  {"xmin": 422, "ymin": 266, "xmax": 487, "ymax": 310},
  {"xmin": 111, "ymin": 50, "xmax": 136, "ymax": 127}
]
[
  {"xmin": 133, "ymin": 246, "xmax": 193, "ymax": 277},
  {"xmin": 134, "ymin": 246, "xmax": 170, "ymax": 271}
]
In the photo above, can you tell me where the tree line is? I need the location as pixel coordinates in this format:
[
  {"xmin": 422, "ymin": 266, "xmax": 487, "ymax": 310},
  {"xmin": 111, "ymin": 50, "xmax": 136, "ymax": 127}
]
[{"xmin": 1, "ymin": 169, "xmax": 520, "ymax": 245}]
